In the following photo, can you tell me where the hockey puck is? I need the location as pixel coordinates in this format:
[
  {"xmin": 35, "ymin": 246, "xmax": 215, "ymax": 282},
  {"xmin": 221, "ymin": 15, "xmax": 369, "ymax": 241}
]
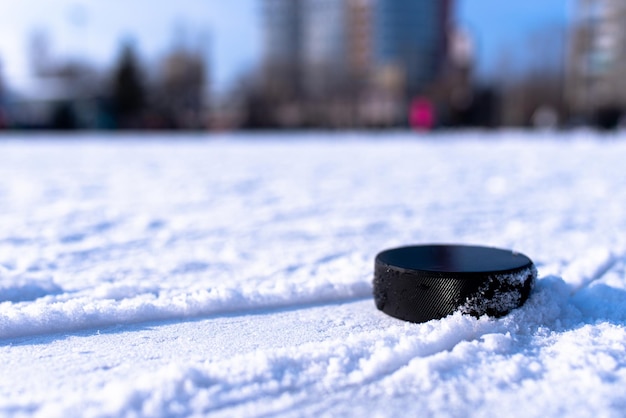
[{"xmin": 373, "ymin": 244, "xmax": 536, "ymax": 323}]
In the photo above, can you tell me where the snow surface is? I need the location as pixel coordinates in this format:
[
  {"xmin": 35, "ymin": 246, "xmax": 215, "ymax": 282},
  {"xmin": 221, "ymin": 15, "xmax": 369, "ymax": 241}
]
[{"xmin": 1, "ymin": 131, "xmax": 626, "ymax": 417}]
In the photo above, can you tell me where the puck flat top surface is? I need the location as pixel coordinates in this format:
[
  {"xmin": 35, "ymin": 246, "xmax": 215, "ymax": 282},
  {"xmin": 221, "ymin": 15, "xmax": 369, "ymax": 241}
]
[{"xmin": 376, "ymin": 244, "xmax": 532, "ymax": 275}]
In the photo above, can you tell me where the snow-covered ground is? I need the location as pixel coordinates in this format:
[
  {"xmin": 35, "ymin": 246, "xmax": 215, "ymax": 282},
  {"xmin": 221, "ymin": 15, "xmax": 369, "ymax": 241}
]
[{"xmin": 1, "ymin": 131, "xmax": 626, "ymax": 417}]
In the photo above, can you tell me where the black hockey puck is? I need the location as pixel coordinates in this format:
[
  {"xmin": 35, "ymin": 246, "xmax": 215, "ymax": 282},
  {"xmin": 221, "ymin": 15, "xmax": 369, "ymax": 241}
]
[{"xmin": 373, "ymin": 244, "xmax": 536, "ymax": 323}]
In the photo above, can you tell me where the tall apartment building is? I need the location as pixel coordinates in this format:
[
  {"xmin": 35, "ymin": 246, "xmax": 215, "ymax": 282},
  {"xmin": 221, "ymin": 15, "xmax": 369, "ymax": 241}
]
[
  {"xmin": 262, "ymin": 0, "xmax": 303, "ymax": 98},
  {"xmin": 301, "ymin": 0, "xmax": 350, "ymax": 96},
  {"xmin": 372, "ymin": 0, "xmax": 450, "ymax": 97},
  {"xmin": 567, "ymin": 0, "xmax": 626, "ymax": 117}
]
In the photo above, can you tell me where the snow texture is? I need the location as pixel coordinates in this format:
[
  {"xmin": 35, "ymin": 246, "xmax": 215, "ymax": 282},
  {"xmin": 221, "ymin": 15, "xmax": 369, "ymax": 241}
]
[
  {"xmin": 1, "ymin": 131, "xmax": 626, "ymax": 417},
  {"xmin": 460, "ymin": 265, "xmax": 537, "ymax": 317}
]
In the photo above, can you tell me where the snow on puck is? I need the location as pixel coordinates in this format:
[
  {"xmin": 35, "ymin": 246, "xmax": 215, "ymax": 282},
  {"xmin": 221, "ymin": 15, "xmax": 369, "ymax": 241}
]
[{"xmin": 373, "ymin": 244, "xmax": 536, "ymax": 323}]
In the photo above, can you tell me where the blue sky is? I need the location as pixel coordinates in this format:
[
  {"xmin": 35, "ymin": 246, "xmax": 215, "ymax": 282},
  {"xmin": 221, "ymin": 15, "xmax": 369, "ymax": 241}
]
[
  {"xmin": 0, "ymin": 1, "xmax": 571, "ymax": 94},
  {"xmin": 457, "ymin": 1, "xmax": 571, "ymax": 79}
]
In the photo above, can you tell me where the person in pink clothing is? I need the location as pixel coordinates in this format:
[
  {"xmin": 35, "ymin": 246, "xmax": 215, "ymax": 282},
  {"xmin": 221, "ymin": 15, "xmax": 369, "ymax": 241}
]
[{"xmin": 409, "ymin": 97, "xmax": 435, "ymax": 131}]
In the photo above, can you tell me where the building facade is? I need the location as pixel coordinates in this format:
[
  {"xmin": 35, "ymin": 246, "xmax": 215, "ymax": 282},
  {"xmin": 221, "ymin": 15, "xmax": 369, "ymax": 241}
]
[
  {"xmin": 302, "ymin": 0, "xmax": 350, "ymax": 96},
  {"xmin": 371, "ymin": 0, "xmax": 450, "ymax": 98},
  {"xmin": 262, "ymin": 0, "xmax": 304, "ymax": 98},
  {"xmin": 260, "ymin": 0, "xmax": 452, "ymax": 126},
  {"xmin": 567, "ymin": 0, "xmax": 626, "ymax": 118}
]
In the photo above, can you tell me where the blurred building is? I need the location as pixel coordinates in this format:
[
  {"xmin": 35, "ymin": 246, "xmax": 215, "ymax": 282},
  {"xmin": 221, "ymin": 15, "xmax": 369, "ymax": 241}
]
[
  {"xmin": 259, "ymin": 0, "xmax": 453, "ymax": 127},
  {"xmin": 346, "ymin": 0, "xmax": 372, "ymax": 81},
  {"xmin": 302, "ymin": 0, "xmax": 350, "ymax": 97},
  {"xmin": 154, "ymin": 48, "xmax": 207, "ymax": 129},
  {"xmin": 262, "ymin": 0, "xmax": 303, "ymax": 99},
  {"xmin": 3, "ymin": 30, "xmax": 107, "ymax": 130},
  {"xmin": 371, "ymin": 0, "xmax": 451, "ymax": 98},
  {"xmin": 567, "ymin": 0, "xmax": 626, "ymax": 124},
  {"xmin": 8, "ymin": 62, "xmax": 105, "ymax": 130}
]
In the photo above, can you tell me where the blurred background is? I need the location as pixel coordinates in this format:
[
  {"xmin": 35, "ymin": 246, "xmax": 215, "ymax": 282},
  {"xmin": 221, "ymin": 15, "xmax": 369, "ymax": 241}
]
[{"xmin": 0, "ymin": 0, "xmax": 619, "ymax": 131}]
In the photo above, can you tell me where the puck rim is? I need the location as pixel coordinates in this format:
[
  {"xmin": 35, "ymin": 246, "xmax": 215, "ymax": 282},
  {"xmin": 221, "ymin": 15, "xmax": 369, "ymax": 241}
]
[{"xmin": 373, "ymin": 244, "xmax": 536, "ymax": 323}]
